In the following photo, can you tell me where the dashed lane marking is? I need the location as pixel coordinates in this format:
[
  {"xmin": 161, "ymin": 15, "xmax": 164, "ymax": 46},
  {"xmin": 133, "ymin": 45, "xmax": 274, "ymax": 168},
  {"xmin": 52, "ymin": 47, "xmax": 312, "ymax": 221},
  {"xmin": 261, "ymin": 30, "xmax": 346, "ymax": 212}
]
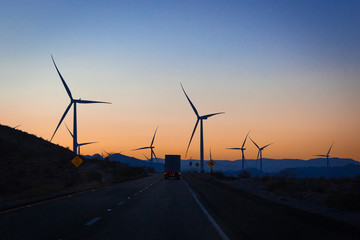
[
  {"xmin": 118, "ymin": 201, "xmax": 125, "ymax": 206},
  {"xmin": 84, "ymin": 217, "xmax": 101, "ymax": 226}
]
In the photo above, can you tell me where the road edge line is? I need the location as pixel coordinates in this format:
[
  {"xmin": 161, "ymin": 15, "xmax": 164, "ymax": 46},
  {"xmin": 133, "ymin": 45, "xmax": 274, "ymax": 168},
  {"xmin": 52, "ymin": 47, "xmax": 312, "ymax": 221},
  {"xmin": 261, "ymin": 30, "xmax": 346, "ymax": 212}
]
[{"xmin": 182, "ymin": 178, "xmax": 231, "ymax": 240}]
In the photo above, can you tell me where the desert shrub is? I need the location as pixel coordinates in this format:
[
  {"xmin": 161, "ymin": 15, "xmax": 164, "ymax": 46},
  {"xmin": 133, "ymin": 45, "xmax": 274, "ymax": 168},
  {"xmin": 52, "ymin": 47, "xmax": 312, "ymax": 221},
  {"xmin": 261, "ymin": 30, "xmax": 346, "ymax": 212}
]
[
  {"xmin": 211, "ymin": 171, "xmax": 225, "ymax": 179},
  {"xmin": 86, "ymin": 170, "xmax": 103, "ymax": 182},
  {"xmin": 326, "ymin": 192, "xmax": 360, "ymax": 212},
  {"xmin": 238, "ymin": 170, "xmax": 251, "ymax": 178},
  {"xmin": 111, "ymin": 166, "xmax": 147, "ymax": 181}
]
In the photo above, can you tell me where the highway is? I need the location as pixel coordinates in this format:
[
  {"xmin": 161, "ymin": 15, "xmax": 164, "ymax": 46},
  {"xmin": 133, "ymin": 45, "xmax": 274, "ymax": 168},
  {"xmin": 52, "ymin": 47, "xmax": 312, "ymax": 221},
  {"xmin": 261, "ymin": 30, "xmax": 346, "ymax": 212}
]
[
  {"xmin": 0, "ymin": 174, "xmax": 223, "ymax": 240},
  {"xmin": 1, "ymin": 173, "xmax": 359, "ymax": 240}
]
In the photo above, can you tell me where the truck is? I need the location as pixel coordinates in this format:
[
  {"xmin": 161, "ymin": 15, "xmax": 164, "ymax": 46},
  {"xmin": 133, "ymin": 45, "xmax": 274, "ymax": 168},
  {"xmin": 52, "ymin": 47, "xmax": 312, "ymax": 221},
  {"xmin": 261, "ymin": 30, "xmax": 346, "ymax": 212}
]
[{"xmin": 164, "ymin": 155, "xmax": 181, "ymax": 179}]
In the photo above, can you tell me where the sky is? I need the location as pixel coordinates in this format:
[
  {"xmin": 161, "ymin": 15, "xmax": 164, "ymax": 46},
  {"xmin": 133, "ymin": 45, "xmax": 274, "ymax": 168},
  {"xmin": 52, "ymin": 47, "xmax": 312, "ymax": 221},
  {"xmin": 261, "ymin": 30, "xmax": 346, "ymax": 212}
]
[{"xmin": 1, "ymin": 0, "xmax": 360, "ymax": 161}]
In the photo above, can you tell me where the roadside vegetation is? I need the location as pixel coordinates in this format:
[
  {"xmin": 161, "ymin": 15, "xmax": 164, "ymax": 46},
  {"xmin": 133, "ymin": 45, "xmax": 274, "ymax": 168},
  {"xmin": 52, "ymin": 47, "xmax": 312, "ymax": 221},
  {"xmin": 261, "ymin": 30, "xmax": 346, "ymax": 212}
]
[
  {"xmin": 260, "ymin": 174, "xmax": 360, "ymax": 212},
  {"xmin": 0, "ymin": 124, "xmax": 149, "ymax": 209},
  {"xmin": 189, "ymin": 169, "xmax": 360, "ymax": 212}
]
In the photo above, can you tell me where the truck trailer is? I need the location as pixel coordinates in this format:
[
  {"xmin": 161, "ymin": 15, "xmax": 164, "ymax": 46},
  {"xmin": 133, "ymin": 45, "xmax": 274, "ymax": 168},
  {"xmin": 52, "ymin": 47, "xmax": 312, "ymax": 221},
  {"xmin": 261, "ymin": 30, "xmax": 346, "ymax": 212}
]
[{"xmin": 164, "ymin": 155, "xmax": 181, "ymax": 179}]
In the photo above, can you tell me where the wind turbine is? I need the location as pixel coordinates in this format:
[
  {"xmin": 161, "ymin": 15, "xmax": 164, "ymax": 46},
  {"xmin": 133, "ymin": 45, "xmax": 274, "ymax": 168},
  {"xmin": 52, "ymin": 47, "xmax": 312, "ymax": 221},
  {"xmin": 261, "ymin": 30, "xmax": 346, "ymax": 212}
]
[
  {"xmin": 315, "ymin": 143, "xmax": 334, "ymax": 168},
  {"xmin": 50, "ymin": 55, "xmax": 111, "ymax": 153},
  {"xmin": 181, "ymin": 83, "xmax": 224, "ymax": 172},
  {"xmin": 132, "ymin": 127, "xmax": 158, "ymax": 167},
  {"xmin": 227, "ymin": 131, "xmax": 250, "ymax": 172},
  {"xmin": 65, "ymin": 124, "xmax": 97, "ymax": 155},
  {"xmin": 249, "ymin": 137, "xmax": 273, "ymax": 175},
  {"xmin": 209, "ymin": 147, "xmax": 214, "ymax": 174}
]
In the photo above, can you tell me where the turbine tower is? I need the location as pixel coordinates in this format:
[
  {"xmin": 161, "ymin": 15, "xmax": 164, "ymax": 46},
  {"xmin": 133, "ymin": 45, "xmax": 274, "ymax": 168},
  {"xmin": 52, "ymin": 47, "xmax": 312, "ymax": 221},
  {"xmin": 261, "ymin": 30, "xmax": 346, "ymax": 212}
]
[
  {"xmin": 50, "ymin": 56, "xmax": 111, "ymax": 153},
  {"xmin": 249, "ymin": 137, "xmax": 273, "ymax": 175},
  {"xmin": 181, "ymin": 84, "xmax": 224, "ymax": 172},
  {"xmin": 227, "ymin": 131, "xmax": 250, "ymax": 172},
  {"xmin": 315, "ymin": 143, "xmax": 334, "ymax": 168},
  {"xmin": 132, "ymin": 127, "xmax": 158, "ymax": 167},
  {"xmin": 65, "ymin": 124, "xmax": 97, "ymax": 155}
]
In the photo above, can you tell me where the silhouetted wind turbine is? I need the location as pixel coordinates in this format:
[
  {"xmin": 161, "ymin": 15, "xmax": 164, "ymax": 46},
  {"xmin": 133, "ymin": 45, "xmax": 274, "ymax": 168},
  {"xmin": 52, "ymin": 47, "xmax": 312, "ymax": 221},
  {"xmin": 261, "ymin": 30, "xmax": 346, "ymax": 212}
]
[
  {"xmin": 181, "ymin": 83, "xmax": 224, "ymax": 172},
  {"xmin": 143, "ymin": 154, "xmax": 150, "ymax": 161},
  {"xmin": 132, "ymin": 127, "xmax": 158, "ymax": 167},
  {"xmin": 315, "ymin": 143, "xmax": 334, "ymax": 168},
  {"xmin": 249, "ymin": 137, "xmax": 273, "ymax": 175},
  {"xmin": 50, "ymin": 55, "xmax": 111, "ymax": 153},
  {"xmin": 227, "ymin": 131, "xmax": 250, "ymax": 172},
  {"xmin": 65, "ymin": 124, "xmax": 97, "ymax": 155}
]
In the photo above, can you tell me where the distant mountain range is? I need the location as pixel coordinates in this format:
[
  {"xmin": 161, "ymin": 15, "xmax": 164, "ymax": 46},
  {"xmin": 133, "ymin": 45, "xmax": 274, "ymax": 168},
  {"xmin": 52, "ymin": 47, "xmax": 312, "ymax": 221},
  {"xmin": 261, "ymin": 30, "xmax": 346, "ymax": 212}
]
[
  {"xmin": 84, "ymin": 153, "xmax": 360, "ymax": 178},
  {"xmin": 83, "ymin": 153, "xmax": 165, "ymax": 172}
]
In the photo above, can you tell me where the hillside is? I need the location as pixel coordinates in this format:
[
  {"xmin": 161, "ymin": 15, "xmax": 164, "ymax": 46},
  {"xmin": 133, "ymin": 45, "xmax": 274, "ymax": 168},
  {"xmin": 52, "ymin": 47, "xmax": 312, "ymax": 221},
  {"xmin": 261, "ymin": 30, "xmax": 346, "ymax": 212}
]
[{"xmin": 0, "ymin": 124, "xmax": 146, "ymax": 207}]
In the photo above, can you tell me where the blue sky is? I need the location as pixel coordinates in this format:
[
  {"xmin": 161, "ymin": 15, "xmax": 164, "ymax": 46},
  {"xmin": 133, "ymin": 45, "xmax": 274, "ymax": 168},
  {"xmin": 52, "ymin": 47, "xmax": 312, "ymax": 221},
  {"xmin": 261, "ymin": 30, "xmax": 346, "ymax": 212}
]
[{"xmin": 1, "ymin": 0, "xmax": 360, "ymax": 160}]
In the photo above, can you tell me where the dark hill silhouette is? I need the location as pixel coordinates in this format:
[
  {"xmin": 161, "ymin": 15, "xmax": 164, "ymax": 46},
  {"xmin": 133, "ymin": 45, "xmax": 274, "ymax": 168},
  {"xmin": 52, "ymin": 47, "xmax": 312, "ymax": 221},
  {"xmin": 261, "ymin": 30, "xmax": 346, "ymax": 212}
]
[
  {"xmin": 0, "ymin": 124, "xmax": 76, "ymax": 200},
  {"xmin": 280, "ymin": 164, "xmax": 360, "ymax": 178},
  {"xmin": 0, "ymin": 124, "xmax": 146, "ymax": 207},
  {"xmin": 84, "ymin": 153, "xmax": 165, "ymax": 172},
  {"xmin": 180, "ymin": 158, "xmax": 360, "ymax": 175}
]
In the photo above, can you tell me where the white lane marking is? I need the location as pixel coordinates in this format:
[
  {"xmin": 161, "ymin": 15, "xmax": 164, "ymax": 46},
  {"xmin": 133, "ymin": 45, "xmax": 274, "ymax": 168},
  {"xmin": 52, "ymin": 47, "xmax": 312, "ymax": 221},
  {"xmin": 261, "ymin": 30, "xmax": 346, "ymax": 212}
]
[
  {"xmin": 182, "ymin": 178, "xmax": 230, "ymax": 240},
  {"xmin": 107, "ymin": 209, "xmax": 112, "ymax": 212},
  {"xmin": 84, "ymin": 217, "xmax": 101, "ymax": 226},
  {"xmin": 118, "ymin": 201, "xmax": 125, "ymax": 206}
]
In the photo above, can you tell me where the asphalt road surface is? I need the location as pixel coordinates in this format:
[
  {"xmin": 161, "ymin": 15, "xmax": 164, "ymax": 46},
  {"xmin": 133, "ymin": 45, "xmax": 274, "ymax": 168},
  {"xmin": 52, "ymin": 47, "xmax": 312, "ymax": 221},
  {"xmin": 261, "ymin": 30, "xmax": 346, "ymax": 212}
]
[
  {"xmin": 0, "ymin": 174, "xmax": 223, "ymax": 240},
  {"xmin": 1, "ymin": 173, "xmax": 359, "ymax": 240}
]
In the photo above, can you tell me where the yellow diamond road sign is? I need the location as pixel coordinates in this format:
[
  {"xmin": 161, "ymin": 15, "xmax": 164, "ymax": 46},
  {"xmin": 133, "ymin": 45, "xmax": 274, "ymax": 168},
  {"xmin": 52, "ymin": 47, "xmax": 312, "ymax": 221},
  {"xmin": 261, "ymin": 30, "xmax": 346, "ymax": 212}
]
[
  {"xmin": 71, "ymin": 156, "xmax": 83, "ymax": 168},
  {"xmin": 195, "ymin": 162, "xmax": 200, "ymax": 167},
  {"xmin": 208, "ymin": 160, "xmax": 215, "ymax": 168}
]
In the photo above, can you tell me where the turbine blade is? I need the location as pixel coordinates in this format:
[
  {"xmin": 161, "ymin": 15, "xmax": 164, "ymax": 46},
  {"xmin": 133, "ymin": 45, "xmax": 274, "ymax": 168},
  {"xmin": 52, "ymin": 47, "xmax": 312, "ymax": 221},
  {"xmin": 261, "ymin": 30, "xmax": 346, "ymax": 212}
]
[
  {"xmin": 315, "ymin": 155, "xmax": 326, "ymax": 157},
  {"xmin": 202, "ymin": 112, "xmax": 225, "ymax": 119},
  {"xmin": 152, "ymin": 150, "xmax": 158, "ymax": 160},
  {"xmin": 50, "ymin": 102, "xmax": 73, "ymax": 142},
  {"xmin": 77, "ymin": 100, "xmax": 111, "ymax": 104},
  {"xmin": 150, "ymin": 126, "xmax": 158, "ymax": 147},
  {"xmin": 249, "ymin": 137, "xmax": 260, "ymax": 149},
  {"xmin": 180, "ymin": 83, "xmax": 199, "ymax": 117},
  {"xmin": 143, "ymin": 154, "xmax": 150, "ymax": 160},
  {"xmin": 132, "ymin": 146, "xmax": 151, "ymax": 151},
  {"xmin": 227, "ymin": 148, "xmax": 241, "ymax": 150},
  {"xmin": 242, "ymin": 130, "xmax": 250, "ymax": 148},
  {"xmin": 51, "ymin": 55, "xmax": 73, "ymax": 100},
  {"xmin": 327, "ymin": 143, "xmax": 334, "ymax": 156},
  {"xmin": 185, "ymin": 119, "xmax": 199, "ymax": 157},
  {"xmin": 65, "ymin": 123, "xmax": 73, "ymax": 137},
  {"xmin": 78, "ymin": 141, "xmax": 98, "ymax": 146},
  {"xmin": 256, "ymin": 151, "xmax": 260, "ymax": 160},
  {"xmin": 262, "ymin": 143, "xmax": 273, "ymax": 149}
]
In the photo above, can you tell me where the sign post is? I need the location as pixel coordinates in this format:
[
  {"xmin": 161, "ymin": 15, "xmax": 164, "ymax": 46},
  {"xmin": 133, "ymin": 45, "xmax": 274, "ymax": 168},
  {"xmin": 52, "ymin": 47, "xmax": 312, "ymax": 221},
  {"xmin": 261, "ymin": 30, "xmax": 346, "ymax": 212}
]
[
  {"xmin": 71, "ymin": 156, "xmax": 83, "ymax": 188},
  {"xmin": 208, "ymin": 160, "xmax": 215, "ymax": 175}
]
